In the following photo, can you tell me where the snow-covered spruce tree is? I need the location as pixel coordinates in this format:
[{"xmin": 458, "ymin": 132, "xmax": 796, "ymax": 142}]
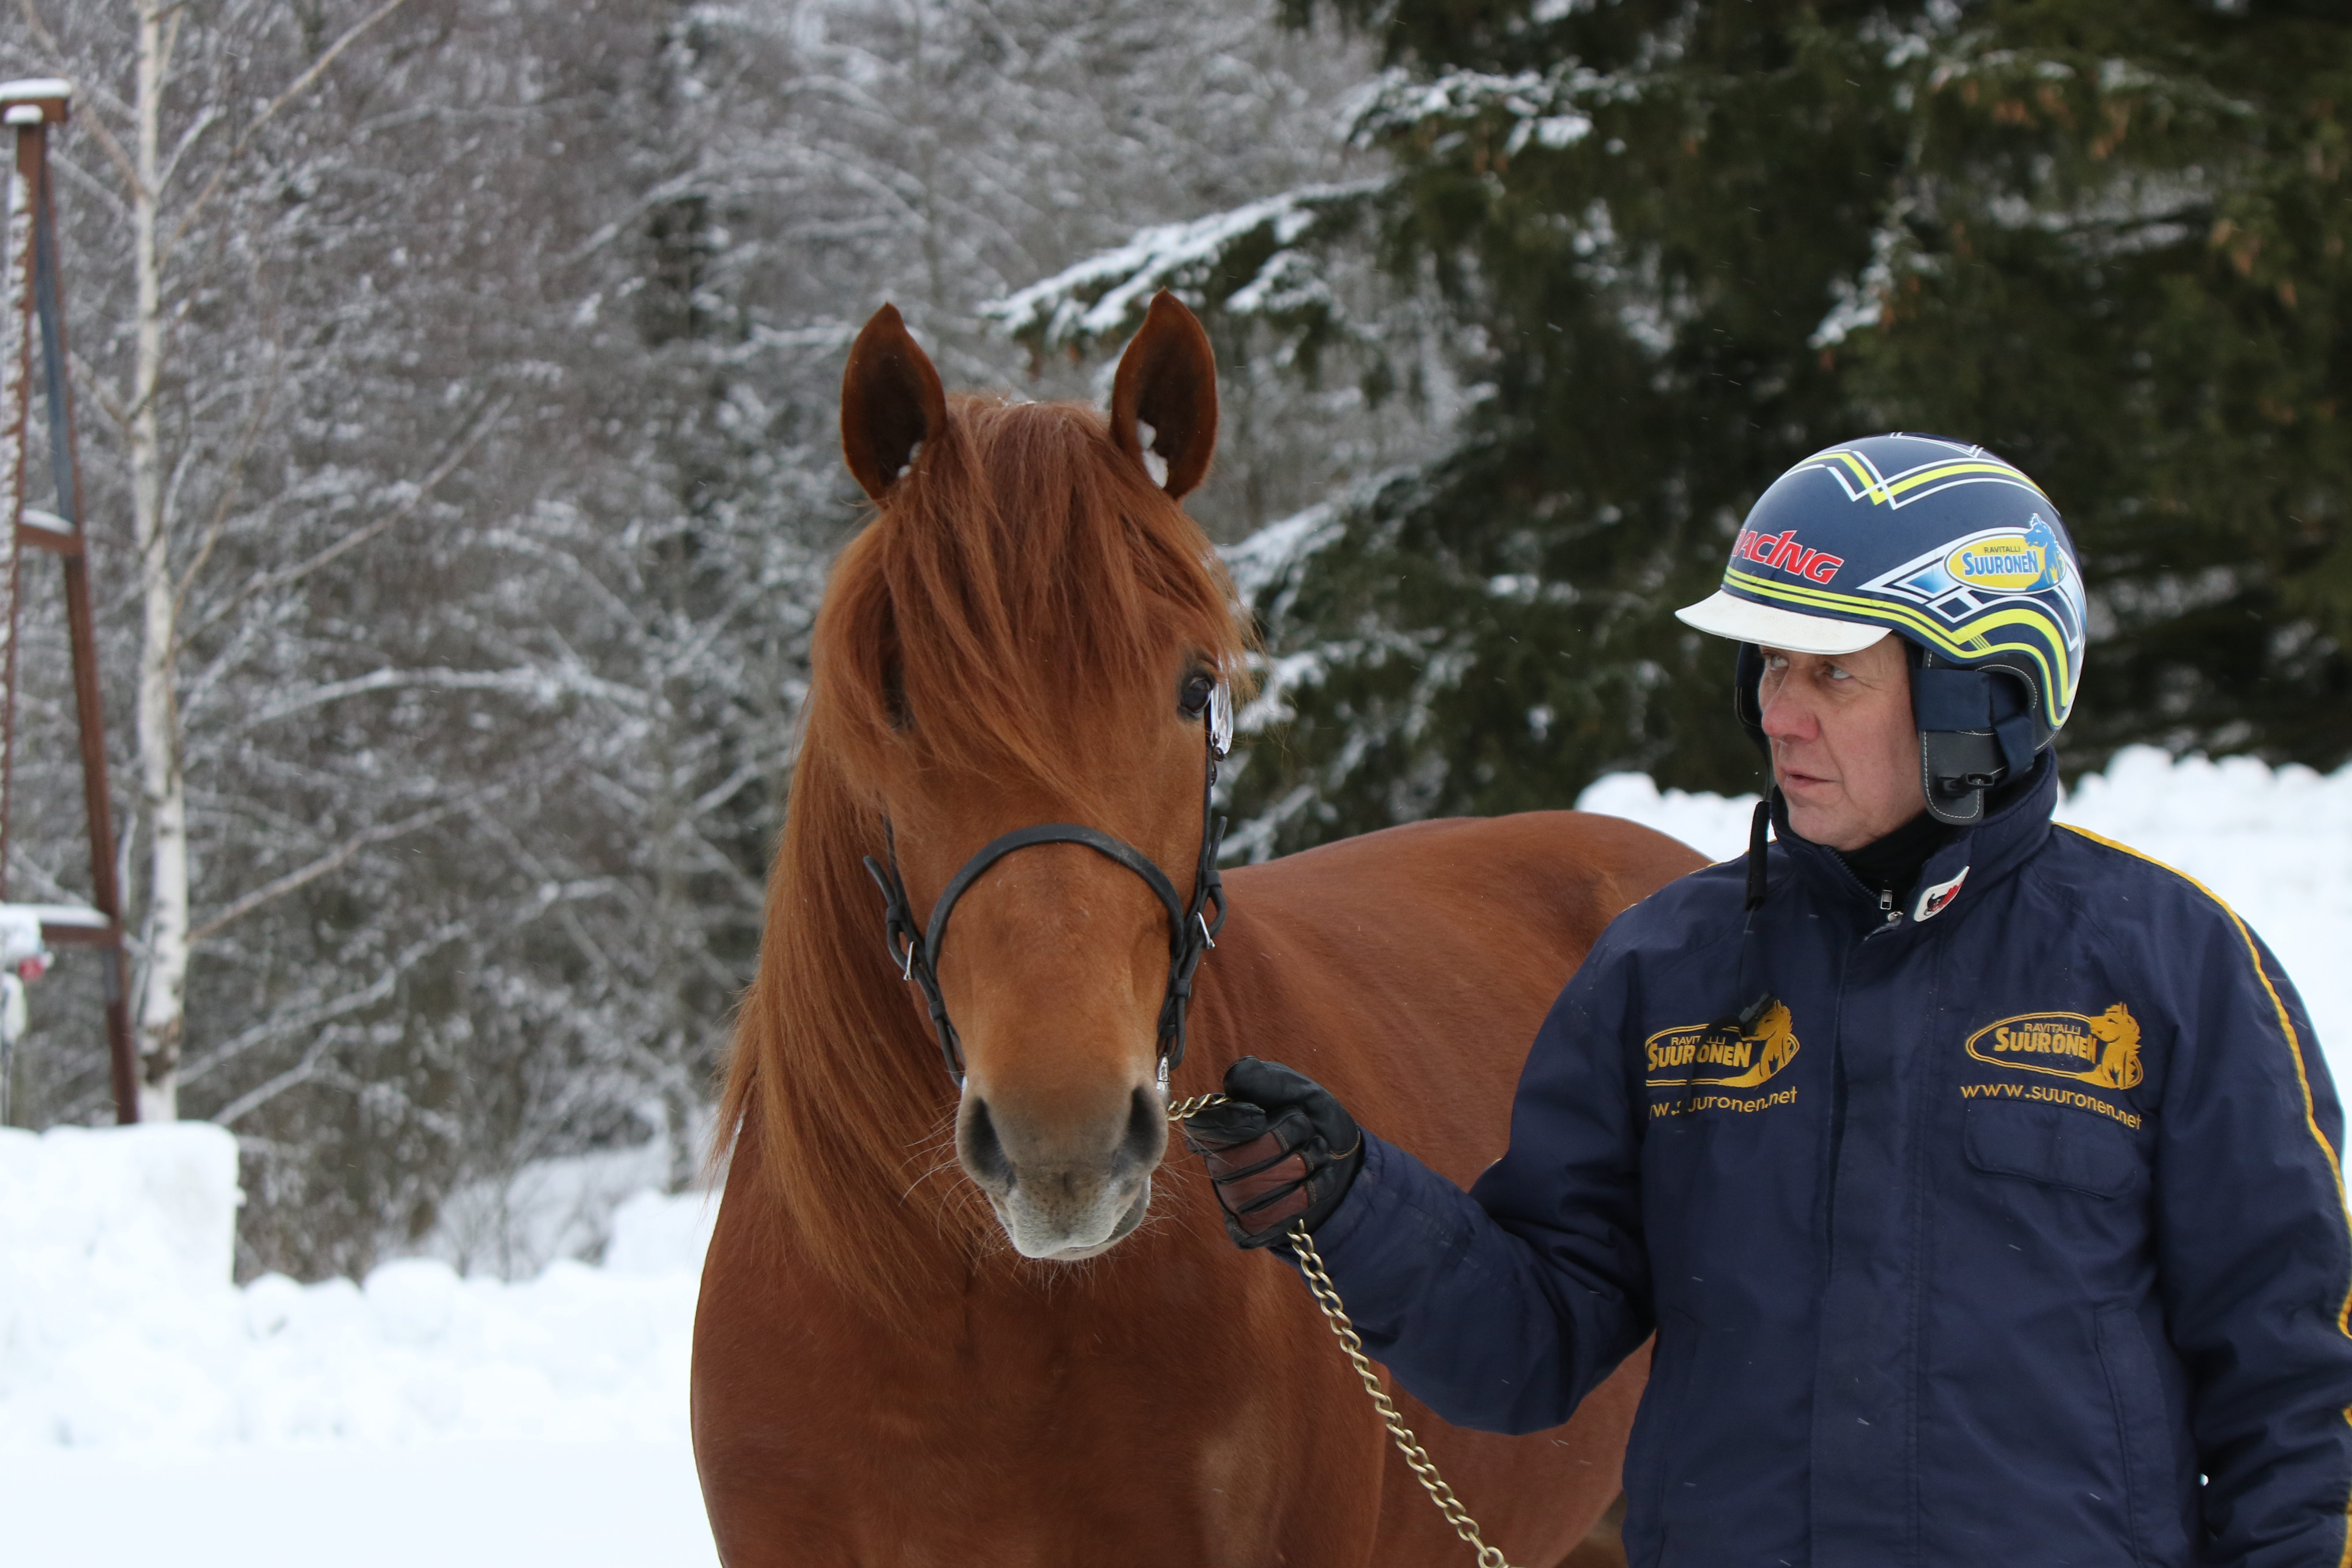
[{"xmin": 1008, "ymin": 0, "xmax": 2352, "ymax": 857}]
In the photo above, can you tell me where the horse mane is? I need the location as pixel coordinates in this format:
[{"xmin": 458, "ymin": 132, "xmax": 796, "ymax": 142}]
[{"xmin": 715, "ymin": 394, "xmax": 1250, "ymax": 1312}]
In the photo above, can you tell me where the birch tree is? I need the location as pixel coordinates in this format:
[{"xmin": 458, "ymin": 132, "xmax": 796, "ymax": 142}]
[{"xmin": 15, "ymin": 0, "xmax": 416, "ymax": 1120}]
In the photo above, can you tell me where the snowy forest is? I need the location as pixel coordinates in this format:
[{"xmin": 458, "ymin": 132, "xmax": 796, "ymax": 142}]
[{"xmin": 3, "ymin": 0, "xmax": 2347, "ymax": 1285}]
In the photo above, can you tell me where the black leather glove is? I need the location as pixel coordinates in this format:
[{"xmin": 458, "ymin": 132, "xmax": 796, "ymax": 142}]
[{"xmin": 1178, "ymin": 1058, "xmax": 1364, "ymax": 1249}]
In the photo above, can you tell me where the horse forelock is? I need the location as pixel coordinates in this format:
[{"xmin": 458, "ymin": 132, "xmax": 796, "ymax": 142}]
[
  {"xmin": 714, "ymin": 394, "xmax": 1250, "ymax": 1314},
  {"xmin": 821, "ymin": 394, "xmax": 1248, "ymax": 801}
]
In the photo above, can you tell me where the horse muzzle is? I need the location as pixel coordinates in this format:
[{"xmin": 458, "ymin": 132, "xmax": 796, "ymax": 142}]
[{"xmin": 957, "ymin": 1083, "xmax": 1168, "ymax": 1260}]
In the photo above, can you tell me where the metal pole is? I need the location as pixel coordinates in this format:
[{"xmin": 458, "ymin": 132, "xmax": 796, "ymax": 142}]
[
  {"xmin": 3, "ymin": 79, "xmax": 139, "ymax": 1124},
  {"xmin": 0, "ymin": 98, "xmax": 38, "ymax": 891}
]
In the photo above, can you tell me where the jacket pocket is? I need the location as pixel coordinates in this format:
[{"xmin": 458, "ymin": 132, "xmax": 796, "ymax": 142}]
[
  {"xmin": 1963, "ymin": 1099, "xmax": 2140, "ymax": 1197},
  {"xmin": 2095, "ymin": 1302, "xmax": 2191, "ymax": 1567}
]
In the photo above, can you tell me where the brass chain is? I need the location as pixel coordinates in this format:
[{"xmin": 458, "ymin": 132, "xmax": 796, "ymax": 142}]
[{"xmin": 1169, "ymin": 1095, "xmax": 1516, "ymax": 1568}]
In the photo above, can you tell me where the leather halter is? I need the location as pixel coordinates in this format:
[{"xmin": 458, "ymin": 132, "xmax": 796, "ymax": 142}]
[{"xmin": 862, "ymin": 688, "xmax": 1233, "ymax": 1092}]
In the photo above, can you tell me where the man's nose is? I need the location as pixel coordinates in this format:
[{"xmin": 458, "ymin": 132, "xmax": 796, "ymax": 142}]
[{"xmin": 1759, "ymin": 687, "xmax": 1814, "ymax": 742}]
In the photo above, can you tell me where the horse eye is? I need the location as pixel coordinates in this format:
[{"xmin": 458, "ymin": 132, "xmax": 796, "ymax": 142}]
[{"xmin": 1178, "ymin": 671, "xmax": 1214, "ymax": 719}]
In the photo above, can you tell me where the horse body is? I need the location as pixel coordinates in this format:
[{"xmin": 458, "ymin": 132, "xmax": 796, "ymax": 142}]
[
  {"xmin": 693, "ymin": 296, "xmax": 1701, "ymax": 1567},
  {"xmin": 698, "ymin": 814, "xmax": 1687, "ymax": 1567}
]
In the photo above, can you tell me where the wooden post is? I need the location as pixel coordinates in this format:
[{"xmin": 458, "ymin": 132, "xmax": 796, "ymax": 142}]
[{"xmin": 3, "ymin": 78, "xmax": 139, "ymax": 1124}]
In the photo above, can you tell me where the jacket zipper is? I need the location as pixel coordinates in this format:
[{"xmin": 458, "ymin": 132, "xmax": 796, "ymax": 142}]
[{"xmin": 1828, "ymin": 885, "xmax": 1903, "ymax": 1256}]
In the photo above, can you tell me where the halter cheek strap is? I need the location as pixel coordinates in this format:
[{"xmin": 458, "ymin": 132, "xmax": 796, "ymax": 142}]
[{"xmin": 861, "ymin": 714, "xmax": 1230, "ymax": 1091}]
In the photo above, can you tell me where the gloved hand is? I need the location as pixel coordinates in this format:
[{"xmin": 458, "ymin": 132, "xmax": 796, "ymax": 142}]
[{"xmin": 1178, "ymin": 1058, "xmax": 1364, "ymax": 1249}]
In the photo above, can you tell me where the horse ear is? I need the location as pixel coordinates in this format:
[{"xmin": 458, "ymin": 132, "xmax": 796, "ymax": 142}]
[
  {"xmin": 1110, "ymin": 291, "xmax": 1218, "ymax": 500},
  {"xmin": 842, "ymin": 304, "xmax": 949, "ymax": 502}
]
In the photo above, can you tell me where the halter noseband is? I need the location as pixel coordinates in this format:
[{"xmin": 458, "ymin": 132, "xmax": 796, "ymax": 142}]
[{"xmin": 861, "ymin": 687, "xmax": 1233, "ymax": 1092}]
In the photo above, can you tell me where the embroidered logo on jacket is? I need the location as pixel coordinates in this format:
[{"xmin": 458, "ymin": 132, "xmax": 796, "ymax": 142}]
[
  {"xmin": 1914, "ymin": 867, "xmax": 1968, "ymax": 921},
  {"xmin": 1964, "ymin": 1003, "xmax": 2143, "ymax": 1090},
  {"xmin": 1646, "ymin": 1001, "xmax": 1802, "ymax": 1089}
]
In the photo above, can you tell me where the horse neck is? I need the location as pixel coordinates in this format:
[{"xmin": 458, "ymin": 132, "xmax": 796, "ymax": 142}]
[
  {"xmin": 1164, "ymin": 894, "xmax": 1302, "ymax": 1101},
  {"xmin": 720, "ymin": 755, "xmax": 997, "ymax": 1308}
]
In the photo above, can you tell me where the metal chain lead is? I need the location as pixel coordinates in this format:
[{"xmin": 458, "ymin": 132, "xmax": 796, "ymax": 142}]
[
  {"xmin": 1169, "ymin": 1095, "xmax": 1516, "ymax": 1568},
  {"xmin": 1287, "ymin": 1222, "xmax": 1515, "ymax": 1568}
]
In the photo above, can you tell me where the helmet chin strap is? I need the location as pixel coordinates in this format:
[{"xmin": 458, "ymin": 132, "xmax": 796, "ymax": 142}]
[
  {"xmin": 1912, "ymin": 646, "xmax": 2047, "ymax": 826},
  {"xmin": 1732, "ymin": 641, "xmax": 1772, "ymax": 761}
]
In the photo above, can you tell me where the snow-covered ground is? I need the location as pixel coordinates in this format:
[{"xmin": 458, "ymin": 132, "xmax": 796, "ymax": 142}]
[
  {"xmin": 0, "ymin": 1126, "xmax": 718, "ymax": 1566},
  {"xmin": 2, "ymin": 746, "xmax": 2346, "ymax": 1567}
]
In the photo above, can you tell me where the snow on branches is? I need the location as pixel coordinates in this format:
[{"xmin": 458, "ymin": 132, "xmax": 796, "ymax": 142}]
[
  {"xmin": 1341, "ymin": 63, "xmax": 1637, "ymax": 154},
  {"xmin": 983, "ymin": 180, "xmax": 1382, "ymax": 356}
]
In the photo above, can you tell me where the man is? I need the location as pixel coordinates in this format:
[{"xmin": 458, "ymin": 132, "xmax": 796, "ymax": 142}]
[{"xmin": 1184, "ymin": 434, "xmax": 2352, "ymax": 1566}]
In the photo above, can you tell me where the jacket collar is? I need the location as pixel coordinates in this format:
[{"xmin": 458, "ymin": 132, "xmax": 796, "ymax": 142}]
[{"xmin": 1771, "ymin": 750, "xmax": 2057, "ymax": 929}]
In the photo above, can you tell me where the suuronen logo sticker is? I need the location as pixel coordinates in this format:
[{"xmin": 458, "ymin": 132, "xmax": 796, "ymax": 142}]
[
  {"xmin": 1943, "ymin": 515, "xmax": 2065, "ymax": 594},
  {"xmin": 1645, "ymin": 1001, "xmax": 1801, "ymax": 1089},
  {"xmin": 1964, "ymin": 1003, "xmax": 2142, "ymax": 1090}
]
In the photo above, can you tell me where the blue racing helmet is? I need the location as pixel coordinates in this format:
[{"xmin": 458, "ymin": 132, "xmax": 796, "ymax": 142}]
[{"xmin": 1675, "ymin": 433, "xmax": 2087, "ymax": 825}]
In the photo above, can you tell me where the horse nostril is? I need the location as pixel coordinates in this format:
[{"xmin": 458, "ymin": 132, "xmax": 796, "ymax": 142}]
[
  {"xmin": 1116, "ymin": 1084, "xmax": 1165, "ymax": 1175},
  {"xmin": 962, "ymin": 1097, "xmax": 1014, "ymax": 1190}
]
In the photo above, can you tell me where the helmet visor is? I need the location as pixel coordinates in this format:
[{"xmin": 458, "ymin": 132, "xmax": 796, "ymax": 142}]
[{"xmin": 1674, "ymin": 590, "xmax": 1891, "ymax": 656}]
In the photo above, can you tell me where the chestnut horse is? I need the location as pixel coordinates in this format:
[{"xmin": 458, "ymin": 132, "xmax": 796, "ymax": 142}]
[{"xmin": 692, "ymin": 293, "xmax": 1704, "ymax": 1567}]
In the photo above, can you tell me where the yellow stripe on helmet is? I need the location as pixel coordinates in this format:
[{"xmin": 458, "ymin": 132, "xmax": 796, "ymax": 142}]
[
  {"xmin": 1724, "ymin": 566, "xmax": 2082, "ymax": 718},
  {"xmin": 1812, "ymin": 451, "xmax": 2050, "ymax": 507}
]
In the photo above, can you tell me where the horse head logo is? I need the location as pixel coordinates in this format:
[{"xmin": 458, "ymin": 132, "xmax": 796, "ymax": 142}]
[
  {"xmin": 1711, "ymin": 1001, "xmax": 1801, "ymax": 1089},
  {"xmin": 2085, "ymin": 1002, "xmax": 2143, "ymax": 1090},
  {"xmin": 1748, "ymin": 1002, "xmax": 1802, "ymax": 1080},
  {"xmin": 2019, "ymin": 515, "xmax": 2063, "ymax": 589}
]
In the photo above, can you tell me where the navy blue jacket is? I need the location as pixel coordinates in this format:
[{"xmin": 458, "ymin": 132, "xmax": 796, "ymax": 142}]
[{"xmin": 1312, "ymin": 756, "xmax": 2352, "ymax": 1566}]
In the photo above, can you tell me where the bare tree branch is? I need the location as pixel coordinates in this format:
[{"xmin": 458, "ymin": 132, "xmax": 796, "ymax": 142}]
[
  {"xmin": 207, "ymin": 1033, "xmax": 338, "ymax": 1128},
  {"xmin": 168, "ymin": 367, "xmax": 279, "ymax": 626},
  {"xmin": 65, "ymin": 347, "xmax": 126, "ymax": 428},
  {"xmin": 180, "ymin": 391, "xmax": 510, "ymax": 649},
  {"xmin": 162, "ymin": 0, "xmax": 416, "ymax": 264},
  {"xmin": 45, "ymin": 147, "xmax": 133, "ymax": 228},
  {"xmin": 187, "ymin": 793, "xmax": 484, "ymax": 946},
  {"xmin": 156, "ymin": 101, "xmax": 221, "ymax": 195},
  {"xmin": 181, "ymin": 917, "xmax": 472, "ymax": 1093},
  {"xmin": 240, "ymin": 661, "xmax": 653, "ymax": 730}
]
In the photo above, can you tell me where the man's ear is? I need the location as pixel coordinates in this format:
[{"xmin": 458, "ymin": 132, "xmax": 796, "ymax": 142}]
[
  {"xmin": 1110, "ymin": 291, "xmax": 1218, "ymax": 500},
  {"xmin": 841, "ymin": 304, "xmax": 948, "ymax": 501}
]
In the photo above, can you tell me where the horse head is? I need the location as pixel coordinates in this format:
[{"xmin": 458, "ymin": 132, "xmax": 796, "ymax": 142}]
[{"xmin": 793, "ymin": 293, "xmax": 1244, "ymax": 1264}]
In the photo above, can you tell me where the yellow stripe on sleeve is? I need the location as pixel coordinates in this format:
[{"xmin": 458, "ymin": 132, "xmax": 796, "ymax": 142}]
[
  {"xmin": 2055, "ymin": 825, "xmax": 2352, "ymax": 1568},
  {"xmin": 2058, "ymin": 825, "xmax": 2352, "ymax": 1330}
]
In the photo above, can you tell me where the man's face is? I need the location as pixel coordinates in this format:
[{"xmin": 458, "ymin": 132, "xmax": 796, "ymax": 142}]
[{"xmin": 1757, "ymin": 637, "xmax": 1927, "ymax": 851}]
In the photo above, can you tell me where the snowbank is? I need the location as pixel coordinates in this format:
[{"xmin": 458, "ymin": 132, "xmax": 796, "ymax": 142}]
[
  {"xmin": 0, "ymin": 1123, "xmax": 714, "ymax": 1455},
  {"xmin": 1576, "ymin": 745, "xmax": 2352, "ymax": 1090},
  {"xmin": 416, "ymin": 1133, "xmax": 684, "ymax": 1280},
  {"xmin": 7, "ymin": 1440, "xmax": 713, "ymax": 1568},
  {"xmin": 0, "ymin": 1125, "xmax": 721, "ymax": 1564}
]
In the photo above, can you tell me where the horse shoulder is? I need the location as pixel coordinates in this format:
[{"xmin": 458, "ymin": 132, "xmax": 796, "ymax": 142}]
[
  {"xmin": 1227, "ymin": 809, "xmax": 1703, "ymax": 953},
  {"xmin": 1199, "ymin": 811, "xmax": 1704, "ymax": 1187}
]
